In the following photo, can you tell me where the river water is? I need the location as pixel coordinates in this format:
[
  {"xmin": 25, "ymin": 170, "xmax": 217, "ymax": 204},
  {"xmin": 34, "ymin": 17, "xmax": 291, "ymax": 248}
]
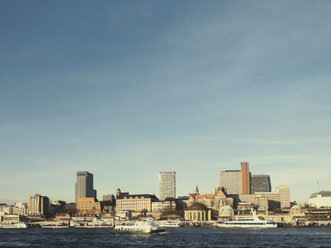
[{"xmin": 0, "ymin": 227, "xmax": 330, "ymax": 247}]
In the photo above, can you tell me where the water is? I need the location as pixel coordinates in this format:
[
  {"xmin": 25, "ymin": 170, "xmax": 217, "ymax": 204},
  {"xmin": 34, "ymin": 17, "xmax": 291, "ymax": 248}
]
[{"xmin": 0, "ymin": 227, "xmax": 331, "ymax": 247}]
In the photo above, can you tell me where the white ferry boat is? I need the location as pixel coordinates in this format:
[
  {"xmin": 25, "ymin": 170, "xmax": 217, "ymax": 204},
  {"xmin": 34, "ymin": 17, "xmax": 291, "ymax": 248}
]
[
  {"xmin": 218, "ymin": 211, "xmax": 277, "ymax": 228},
  {"xmin": 0, "ymin": 222, "xmax": 28, "ymax": 228},
  {"xmin": 114, "ymin": 220, "xmax": 165, "ymax": 234}
]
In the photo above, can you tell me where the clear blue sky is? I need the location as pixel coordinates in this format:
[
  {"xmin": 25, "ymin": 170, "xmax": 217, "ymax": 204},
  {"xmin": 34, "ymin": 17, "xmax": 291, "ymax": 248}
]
[{"xmin": 1, "ymin": 0, "xmax": 330, "ymax": 204}]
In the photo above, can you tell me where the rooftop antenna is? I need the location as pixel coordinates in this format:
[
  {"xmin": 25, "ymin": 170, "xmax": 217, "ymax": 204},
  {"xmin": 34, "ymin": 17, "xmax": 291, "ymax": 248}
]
[{"xmin": 316, "ymin": 178, "xmax": 320, "ymax": 193}]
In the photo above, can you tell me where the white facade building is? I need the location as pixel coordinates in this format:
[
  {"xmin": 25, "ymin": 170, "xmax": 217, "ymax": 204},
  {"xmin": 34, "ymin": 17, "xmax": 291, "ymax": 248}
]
[
  {"xmin": 13, "ymin": 203, "xmax": 27, "ymax": 216},
  {"xmin": 308, "ymin": 191, "xmax": 331, "ymax": 208}
]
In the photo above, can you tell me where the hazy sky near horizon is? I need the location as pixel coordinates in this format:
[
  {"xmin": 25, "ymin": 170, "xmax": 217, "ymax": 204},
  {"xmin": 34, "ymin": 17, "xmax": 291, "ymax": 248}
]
[{"xmin": 1, "ymin": 0, "xmax": 331, "ymax": 204}]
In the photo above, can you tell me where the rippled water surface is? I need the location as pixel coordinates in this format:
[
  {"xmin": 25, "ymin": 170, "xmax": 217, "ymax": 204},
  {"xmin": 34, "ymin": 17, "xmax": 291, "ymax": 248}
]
[{"xmin": 0, "ymin": 227, "xmax": 331, "ymax": 247}]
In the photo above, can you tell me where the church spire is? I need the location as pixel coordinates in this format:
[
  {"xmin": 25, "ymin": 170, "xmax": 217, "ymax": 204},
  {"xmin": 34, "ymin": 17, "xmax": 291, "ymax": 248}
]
[
  {"xmin": 195, "ymin": 184, "xmax": 199, "ymax": 195},
  {"xmin": 317, "ymin": 178, "xmax": 320, "ymax": 193}
]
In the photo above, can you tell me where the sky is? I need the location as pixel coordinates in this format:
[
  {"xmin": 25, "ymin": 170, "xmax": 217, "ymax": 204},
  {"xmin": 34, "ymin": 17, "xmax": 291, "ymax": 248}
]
[{"xmin": 0, "ymin": 0, "xmax": 331, "ymax": 204}]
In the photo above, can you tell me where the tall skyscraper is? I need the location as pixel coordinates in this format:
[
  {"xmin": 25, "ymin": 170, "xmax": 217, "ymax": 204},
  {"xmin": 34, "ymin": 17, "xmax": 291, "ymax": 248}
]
[
  {"xmin": 219, "ymin": 170, "xmax": 242, "ymax": 194},
  {"xmin": 241, "ymin": 162, "xmax": 250, "ymax": 195},
  {"xmin": 75, "ymin": 171, "xmax": 97, "ymax": 202},
  {"xmin": 219, "ymin": 162, "xmax": 251, "ymax": 195},
  {"xmin": 250, "ymin": 174, "xmax": 272, "ymax": 193},
  {"xmin": 159, "ymin": 171, "xmax": 176, "ymax": 201}
]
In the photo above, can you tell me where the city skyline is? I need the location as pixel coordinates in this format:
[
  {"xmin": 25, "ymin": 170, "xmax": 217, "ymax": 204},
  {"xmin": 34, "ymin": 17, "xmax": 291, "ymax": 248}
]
[
  {"xmin": 1, "ymin": 1, "xmax": 331, "ymax": 204},
  {"xmin": 1, "ymin": 165, "xmax": 328, "ymax": 205}
]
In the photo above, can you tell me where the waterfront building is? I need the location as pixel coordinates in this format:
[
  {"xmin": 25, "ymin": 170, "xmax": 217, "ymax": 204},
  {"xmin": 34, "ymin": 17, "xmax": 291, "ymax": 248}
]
[
  {"xmin": 0, "ymin": 204, "xmax": 13, "ymax": 215},
  {"xmin": 76, "ymin": 197, "xmax": 101, "ymax": 215},
  {"xmin": 54, "ymin": 213, "xmax": 71, "ymax": 221},
  {"xmin": 159, "ymin": 171, "xmax": 176, "ymax": 201},
  {"xmin": 176, "ymin": 196, "xmax": 189, "ymax": 210},
  {"xmin": 151, "ymin": 198, "xmax": 177, "ymax": 213},
  {"xmin": 290, "ymin": 205, "xmax": 305, "ymax": 221},
  {"xmin": 237, "ymin": 186, "xmax": 291, "ymax": 210},
  {"xmin": 238, "ymin": 192, "xmax": 281, "ymax": 210},
  {"xmin": 28, "ymin": 194, "xmax": 49, "ymax": 217},
  {"xmin": 75, "ymin": 171, "xmax": 97, "ymax": 203},
  {"xmin": 13, "ymin": 203, "xmax": 27, "ymax": 216},
  {"xmin": 161, "ymin": 197, "xmax": 177, "ymax": 211},
  {"xmin": 0, "ymin": 214, "xmax": 24, "ymax": 224},
  {"xmin": 219, "ymin": 162, "xmax": 251, "ymax": 195},
  {"xmin": 308, "ymin": 191, "xmax": 331, "ymax": 208},
  {"xmin": 152, "ymin": 197, "xmax": 187, "ymax": 214},
  {"xmin": 304, "ymin": 207, "xmax": 331, "ymax": 221},
  {"xmin": 115, "ymin": 189, "xmax": 159, "ymax": 213},
  {"xmin": 49, "ymin": 200, "xmax": 66, "ymax": 217},
  {"xmin": 275, "ymin": 186, "xmax": 290, "ymax": 209},
  {"xmin": 192, "ymin": 194, "xmax": 215, "ymax": 209},
  {"xmin": 151, "ymin": 201, "xmax": 162, "ymax": 213},
  {"xmin": 187, "ymin": 186, "xmax": 234, "ymax": 210},
  {"xmin": 101, "ymin": 194, "xmax": 116, "ymax": 213},
  {"xmin": 0, "ymin": 203, "xmax": 27, "ymax": 217},
  {"xmin": 102, "ymin": 194, "xmax": 115, "ymax": 202},
  {"xmin": 184, "ymin": 202, "xmax": 212, "ymax": 221},
  {"xmin": 64, "ymin": 203, "xmax": 76, "ymax": 215},
  {"xmin": 250, "ymin": 174, "xmax": 272, "ymax": 193},
  {"xmin": 0, "ymin": 204, "xmax": 6, "ymax": 215}
]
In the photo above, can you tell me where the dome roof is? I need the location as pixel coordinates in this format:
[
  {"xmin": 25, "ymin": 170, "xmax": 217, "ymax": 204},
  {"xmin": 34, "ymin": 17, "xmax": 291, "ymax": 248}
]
[
  {"xmin": 188, "ymin": 202, "xmax": 208, "ymax": 211},
  {"xmin": 219, "ymin": 205, "xmax": 234, "ymax": 213}
]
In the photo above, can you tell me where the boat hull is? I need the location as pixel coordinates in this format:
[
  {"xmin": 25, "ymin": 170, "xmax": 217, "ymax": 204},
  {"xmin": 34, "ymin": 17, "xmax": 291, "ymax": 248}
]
[
  {"xmin": 218, "ymin": 210, "xmax": 278, "ymax": 228},
  {"xmin": 218, "ymin": 223, "xmax": 277, "ymax": 228},
  {"xmin": 113, "ymin": 228, "xmax": 165, "ymax": 234},
  {"xmin": 113, "ymin": 220, "xmax": 165, "ymax": 234}
]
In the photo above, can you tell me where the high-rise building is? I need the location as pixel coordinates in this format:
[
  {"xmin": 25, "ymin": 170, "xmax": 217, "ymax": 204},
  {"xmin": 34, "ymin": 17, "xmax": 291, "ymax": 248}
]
[
  {"xmin": 250, "ymin": 174, "xmax": 272, "ymax": 193},
  {"xmin": 75, "ymin": 171, "xmax": 97, "ymax": 202},
  {"xmin": 159, "ymin": 171, "xmax": 176, "ymax": 201},
  {"xmin": 219, "ymin": 170, "xmax": 242, "ymax": 194},
  {"xmin": 241, "ymin": 162, "xmax": 250, "ymax": 195},
  {"xmin": 28, "ymin": 194, "xmax": 49, "ymax": 217},
  {"xmin": 219, "ymin": 162, "xmax": 251, "ymax": 195},
  {"xmin": 275, "ymin": 186, "xmax": 290, "ymax": 209}
]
